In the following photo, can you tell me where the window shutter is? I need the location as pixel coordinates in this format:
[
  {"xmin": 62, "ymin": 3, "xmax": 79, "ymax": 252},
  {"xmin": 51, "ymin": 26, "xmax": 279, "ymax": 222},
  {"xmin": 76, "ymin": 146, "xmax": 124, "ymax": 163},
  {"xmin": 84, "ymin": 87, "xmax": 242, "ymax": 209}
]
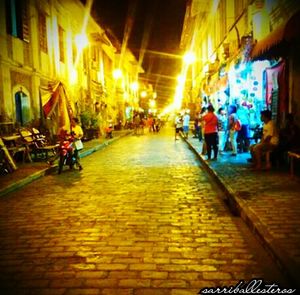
[
  {"xmin": 39, "ymin": 13, "xmax": 48, "ymax": 52},
  {"xmin": 5, "ymin": 0, "xmax": 12, "ymax": 35},
  {"xmin": 59, "ymin": 26, "xmax": 65, "ymax": 62},
  {"xmin": 20, "ymin": 0, "xmax": 30, "ymax": 42}
]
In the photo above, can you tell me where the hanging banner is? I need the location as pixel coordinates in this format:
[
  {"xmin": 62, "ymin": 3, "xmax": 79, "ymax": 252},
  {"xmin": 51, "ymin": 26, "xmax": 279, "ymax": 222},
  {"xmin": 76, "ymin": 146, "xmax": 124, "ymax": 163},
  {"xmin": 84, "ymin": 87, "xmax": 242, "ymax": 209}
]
[
  {"xmin": 265, "ymin": 61, "xmax": 287, "ymax": 112},
  {"xmin": 40, "ymin": 82, "xmax": 74, "ymax": 134}
]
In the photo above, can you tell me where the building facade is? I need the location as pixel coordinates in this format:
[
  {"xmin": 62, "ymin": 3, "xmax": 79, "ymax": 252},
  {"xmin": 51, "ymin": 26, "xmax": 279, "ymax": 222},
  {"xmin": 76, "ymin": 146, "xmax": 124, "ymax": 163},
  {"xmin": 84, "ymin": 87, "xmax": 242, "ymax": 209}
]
[
  {"xmin": 181, "ymin": 0, "xmax": 300, "ymax": 127},
  {"xmin": 0, "ymin": 0, "xmax": 142, "ymax": 137}
]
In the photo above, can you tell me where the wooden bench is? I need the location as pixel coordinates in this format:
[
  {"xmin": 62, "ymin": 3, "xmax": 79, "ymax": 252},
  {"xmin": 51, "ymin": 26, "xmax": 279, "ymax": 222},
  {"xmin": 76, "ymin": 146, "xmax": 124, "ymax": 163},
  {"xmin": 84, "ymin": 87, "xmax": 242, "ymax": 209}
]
[
  {"xmin": 288, "ymin": 151, "xmax": 300, "ymax": 177},
  {"xmin": 1, "ymin": 137, "xmax": 21, "ymax": 171},
  {"xmin": 19, "ymin": 128, "xmax": 58, "ymax": 161},
  {"xmin": 1, "ymin": 135, "xmax": 30, "ymax": 163}
]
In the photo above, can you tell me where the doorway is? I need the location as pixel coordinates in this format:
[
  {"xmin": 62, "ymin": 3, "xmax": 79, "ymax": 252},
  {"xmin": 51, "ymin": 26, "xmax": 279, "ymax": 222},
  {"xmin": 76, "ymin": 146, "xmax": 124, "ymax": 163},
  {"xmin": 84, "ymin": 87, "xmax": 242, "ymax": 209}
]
[{"xmin": 15, "ymin": 91, "xmax": 30, "ymax": 126}]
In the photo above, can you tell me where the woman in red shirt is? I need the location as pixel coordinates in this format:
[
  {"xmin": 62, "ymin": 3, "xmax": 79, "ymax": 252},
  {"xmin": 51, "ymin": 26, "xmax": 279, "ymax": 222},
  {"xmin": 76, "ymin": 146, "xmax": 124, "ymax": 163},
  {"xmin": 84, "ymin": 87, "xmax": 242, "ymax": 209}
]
[{"xmin": 202, "ymin": 105, "xmax": 219, "ymax": 160}]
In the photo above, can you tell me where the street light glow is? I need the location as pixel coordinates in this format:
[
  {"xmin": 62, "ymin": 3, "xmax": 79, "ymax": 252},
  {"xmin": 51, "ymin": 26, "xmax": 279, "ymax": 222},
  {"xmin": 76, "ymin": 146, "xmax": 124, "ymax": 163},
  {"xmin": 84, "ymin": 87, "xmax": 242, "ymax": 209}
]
[
  {"xmin": 149, "ymin": 99, "xmax": 156, "ymax": 108},
  {"xmin": 70, "ymin": 67, "xmax": 78, "ymax": 85},
  {"xmin": 75, "ymin": 33, "xmax": 89, "ymax": 51},
  {"xmin": 113, "ymin": 69, "xmax": 123, "ymax": 79},
  {"xmin": 183, "ymin": 52, "xmax": 196, "ymax": 64},
  {"xmin": 177, "ymin": 75, "xmax": 185, "ymax": 84},
  {"xmin": 131, "ymin": 82, "xmax": 139, "ymax": 91},
  {"xmin": 140, "ymin": 90, "xmax": 147, "ymax": 98}
]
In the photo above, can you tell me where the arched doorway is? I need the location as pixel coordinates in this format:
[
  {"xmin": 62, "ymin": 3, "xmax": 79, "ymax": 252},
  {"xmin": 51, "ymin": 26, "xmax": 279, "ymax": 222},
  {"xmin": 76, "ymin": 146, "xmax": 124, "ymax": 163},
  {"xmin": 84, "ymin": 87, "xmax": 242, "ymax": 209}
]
[{"xmin": 15, "ymin": 91, "xmax": 30, "ymax": 126}]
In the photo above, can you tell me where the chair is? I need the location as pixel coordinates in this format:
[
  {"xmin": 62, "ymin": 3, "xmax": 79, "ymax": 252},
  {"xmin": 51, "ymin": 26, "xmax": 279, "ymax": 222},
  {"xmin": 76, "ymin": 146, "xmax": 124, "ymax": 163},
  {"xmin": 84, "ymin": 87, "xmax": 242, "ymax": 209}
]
[
  {"xmin": 0, "ymin": 145, "xmax": 10, "ymax": 174},
  {"xmin": 31, "ymin": 127, "xmax": 47, "ymax": 145},
  {"xmin": 1, "ymin": 135, "xmax": 28, "ymax": 163},
  {"xmin": 19, "ymin": 128, "xmax": 58, "ymax": 161},
  {"xmin": 0, "ymin": 137, "xmax": 20, "ymax": 170}
]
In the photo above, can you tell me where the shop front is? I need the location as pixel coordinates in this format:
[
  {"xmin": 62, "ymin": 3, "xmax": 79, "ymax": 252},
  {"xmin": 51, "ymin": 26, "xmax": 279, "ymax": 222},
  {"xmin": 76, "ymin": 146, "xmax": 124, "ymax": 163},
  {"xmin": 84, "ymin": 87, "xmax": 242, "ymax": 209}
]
[
  {"xmin": 250, "ymin": 9, "xmax": 300, "ymax": 126},
  {"xmin": 227, "ymin": 59, "xmax": 272, "ymax": 128}
]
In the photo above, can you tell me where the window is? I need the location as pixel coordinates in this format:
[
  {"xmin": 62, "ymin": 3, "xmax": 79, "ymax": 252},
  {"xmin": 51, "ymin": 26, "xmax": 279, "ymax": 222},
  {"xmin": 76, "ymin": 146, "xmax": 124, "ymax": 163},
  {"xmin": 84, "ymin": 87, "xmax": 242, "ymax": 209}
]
[
  {"xmin": 15, "ymin": 91, "xmax": 31, "ymax": 126},
  {"xmin": 58, "ymin": 25, "xmax": 65, "ymax": 62},
  {"xmin": 38, "ymin": 12, "xmax": 48, "ymax": 53},
  {"xmin": 5, "ymin": 0, "xmax": 30, "ymax": 42}
]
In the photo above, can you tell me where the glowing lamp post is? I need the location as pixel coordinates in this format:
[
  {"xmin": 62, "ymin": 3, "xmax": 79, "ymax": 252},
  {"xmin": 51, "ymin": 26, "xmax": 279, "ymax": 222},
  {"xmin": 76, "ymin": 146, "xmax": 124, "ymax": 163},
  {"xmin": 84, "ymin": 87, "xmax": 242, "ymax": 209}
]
[
  {"xmin": 73, "ymin": 33, "xmax": 89, "ymax": 68},
  {"xmin": 183, "ymin": 52, "xmax": 196, "ymax": 65},
  {"xmin": 131, "ymin": 82, "xmax": 139, "ymax": 92},
  {"xmin": 149, "ymin": 99, "xmax": 156, "ymax": 108},
  {"xmin": 140, "ymin": 90, "xmax": 147, "ymax": 98},
  {"xmin": 75, "ymin": 33, "xmax": 89, "ymax": 52},
  {"xmin": 113, "ymin": 69, "xmax": 123, "ymax": 80}
]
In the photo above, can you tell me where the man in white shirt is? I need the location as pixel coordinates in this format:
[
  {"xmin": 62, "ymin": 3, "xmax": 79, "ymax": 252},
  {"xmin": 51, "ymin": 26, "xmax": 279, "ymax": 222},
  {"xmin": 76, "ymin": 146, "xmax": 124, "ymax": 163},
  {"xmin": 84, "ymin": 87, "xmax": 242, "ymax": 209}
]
[
  {"xmin": 71, "ymin": 118, "xmax": 84, "ymax": 170},
  {"xmin": 182, "ymin": 111, "xmax": 190, "ymax": 139},
  {"xmin": 250, "ymin": 110, "xmax": 279, "ymax": 170},
  {"xmin": 175, "ymin": 114, "xmax": 183, "ymax": 140}
]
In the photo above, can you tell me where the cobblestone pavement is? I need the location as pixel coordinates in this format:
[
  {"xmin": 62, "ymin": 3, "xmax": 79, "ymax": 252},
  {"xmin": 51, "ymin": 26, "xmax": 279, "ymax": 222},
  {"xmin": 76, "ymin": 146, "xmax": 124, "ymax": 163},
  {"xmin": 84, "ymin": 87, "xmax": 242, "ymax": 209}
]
[
  {"xmin": 0, "ymin": 128, "xmax": 291, "ymax": 294},
  {"xmin": 185, "ymin": 136, "xmax": 300, "ymax": 287},
  {"xmin": 0, "ymin": 130, "xmax": 130, "ymax": 192}
]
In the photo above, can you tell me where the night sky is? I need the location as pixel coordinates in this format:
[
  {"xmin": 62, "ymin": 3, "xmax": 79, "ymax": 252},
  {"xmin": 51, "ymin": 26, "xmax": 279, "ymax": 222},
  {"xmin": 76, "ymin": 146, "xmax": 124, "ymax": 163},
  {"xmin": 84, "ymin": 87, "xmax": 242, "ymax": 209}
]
[{"xmin": 92, "ymin": 0, "xmax": 188, "ymax": 108}]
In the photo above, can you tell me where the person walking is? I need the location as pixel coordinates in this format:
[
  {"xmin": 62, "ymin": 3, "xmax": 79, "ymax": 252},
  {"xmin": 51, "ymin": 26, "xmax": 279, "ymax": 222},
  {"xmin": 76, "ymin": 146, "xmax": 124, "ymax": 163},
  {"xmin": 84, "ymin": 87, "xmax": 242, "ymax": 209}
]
[
  {"xmin": 217, "ymin": 107, "xmax": 228, "ymax": 155},
  {"xmin": 199, "ymin": 107, "xmax": 206, "ymax": 142},
  {"xmin": 228, "ymin": 104, "xmax": 239, "ymax": 156},
  {"xmin": 202, "ymin": 105, "xmax": 219, "ymax": 160},
  {"xmin": 71, "ymin": 117, "xmax": 83, "ymax": 171},
  {"xmin": 174, "ymin": 113, "xmax": 183, "ymax": 140},
  {"xmin": 133, "ymin": 113, "xmax": 141, "ymax": 135},
  {"xmin": 237, "ymin": 104, "xmax": 250, "ymax": 152},
  {"xmin": 182, "ymin": 111, "xmax": 190, "ymax": 139},
  {"xmin": 199, "ymin": 107, "xmax": 207, "ymax": 155},
  {"xmin": 193, "ymin": 115, "xmax": 200, "ymax": 138}
]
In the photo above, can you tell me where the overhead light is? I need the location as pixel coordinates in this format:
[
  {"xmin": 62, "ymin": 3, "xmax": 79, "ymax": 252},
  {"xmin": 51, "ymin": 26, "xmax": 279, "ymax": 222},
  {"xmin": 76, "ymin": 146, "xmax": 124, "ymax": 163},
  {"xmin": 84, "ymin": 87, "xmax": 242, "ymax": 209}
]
[
  {"xmin": 183, "ymin": 52, "xmax": 196, "ymax": 65},
  {"xmin": 113, "ymin": 69, "xmax": 123, "ymax": 79}
]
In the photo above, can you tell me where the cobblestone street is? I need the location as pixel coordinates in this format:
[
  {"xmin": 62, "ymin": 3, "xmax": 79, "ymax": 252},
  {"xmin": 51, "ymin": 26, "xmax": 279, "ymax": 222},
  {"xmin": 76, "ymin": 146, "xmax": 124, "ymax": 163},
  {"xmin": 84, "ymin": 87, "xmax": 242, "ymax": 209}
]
[{"xmin": 0, "ymin": 128, "xmax": 289, "ymax": 294}]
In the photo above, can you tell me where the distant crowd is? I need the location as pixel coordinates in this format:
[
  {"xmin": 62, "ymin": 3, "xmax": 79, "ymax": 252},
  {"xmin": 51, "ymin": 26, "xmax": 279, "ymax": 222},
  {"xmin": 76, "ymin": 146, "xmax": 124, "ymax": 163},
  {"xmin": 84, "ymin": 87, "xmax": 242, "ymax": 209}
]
[
  {"xmin": 131, "ymin": 112, "xmax": 163, "ymax": 136},
  {"xmin": 175, "ymin": 105, "xmax": 300, "ymax": 170}
]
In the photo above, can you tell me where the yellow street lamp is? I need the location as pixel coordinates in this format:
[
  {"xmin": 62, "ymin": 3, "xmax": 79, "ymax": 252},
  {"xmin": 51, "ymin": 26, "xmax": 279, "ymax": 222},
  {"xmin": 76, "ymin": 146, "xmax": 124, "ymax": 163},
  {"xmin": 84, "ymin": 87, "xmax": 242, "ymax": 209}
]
[
  {"xmin": 149, "ymin": 99, "xmax": 156, "ymax": 108},
  {"xmin": 75, "ymin": 33, "xmax": 89, "ymax": 52},
  {"xmin": 70, "ymin": 67, "xmax": 78, "ymax": 85},
  {"xmin": 177, "ymin": 74, "xmax": 185, "ymax": 84},
  {"xmin": 140, "ymin": 90, "xmax": 147, "ymax": 98},
  {"xmin": 131, "ymin": 82, "xmax": 139, "ymax": 91},
  {"xmin": 183, "ymin": 52, "xmax": 196, "ymax": 65},
  {"xmin": 73, "ymin": 32, "xmax": 89, "ymax": 68},
  {"xmin": 113, "ymin": 68, "xmax": 123, "ymax": 80}
]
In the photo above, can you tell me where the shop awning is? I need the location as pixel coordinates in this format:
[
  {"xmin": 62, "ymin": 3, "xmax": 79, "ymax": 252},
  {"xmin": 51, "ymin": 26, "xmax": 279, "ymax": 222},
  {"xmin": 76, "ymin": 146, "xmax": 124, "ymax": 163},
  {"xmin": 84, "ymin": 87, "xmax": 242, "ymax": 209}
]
[{"xmin": 250, "ymin": 10, "xmax": 300, "ymax": 60}]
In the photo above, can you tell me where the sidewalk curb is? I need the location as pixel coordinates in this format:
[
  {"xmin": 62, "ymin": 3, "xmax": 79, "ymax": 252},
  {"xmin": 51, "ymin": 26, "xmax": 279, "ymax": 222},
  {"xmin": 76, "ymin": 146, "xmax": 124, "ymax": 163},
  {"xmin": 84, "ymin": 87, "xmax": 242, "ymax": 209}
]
[
  {"xmin": 184, "ymin": 137, "xmax": 299, "ymax": 288},
  {"xmin": 0, "ymin": 131, "xmax": 131, "ymax": 198},
  {"xmin": 0, "ymin": 166, "xmax": 56, "ymax": 198}
]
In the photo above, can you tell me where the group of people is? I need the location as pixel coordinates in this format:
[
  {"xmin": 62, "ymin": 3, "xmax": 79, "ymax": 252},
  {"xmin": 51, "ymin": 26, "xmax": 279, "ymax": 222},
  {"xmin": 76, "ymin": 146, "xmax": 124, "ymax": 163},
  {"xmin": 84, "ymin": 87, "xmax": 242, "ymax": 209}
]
[
  {"xmin": 177, "ymin": 104, "xmax": 293, "ymax": 170},
  {"xmin": 186, "ymin": 104, "xmax": 244, "ymax": 161},
  {"xmin": 61, "ymin": 108, "xmax": 300, "ymax": 172},
  {"xmin": 132, "ymin": 113, "xmax": 162, "ymax": 136}
]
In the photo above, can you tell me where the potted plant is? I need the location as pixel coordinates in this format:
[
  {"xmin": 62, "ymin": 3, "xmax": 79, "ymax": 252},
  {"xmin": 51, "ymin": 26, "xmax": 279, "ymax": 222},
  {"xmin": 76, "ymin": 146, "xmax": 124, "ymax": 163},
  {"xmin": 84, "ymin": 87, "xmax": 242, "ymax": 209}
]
[
  {"xmin": 79, "ymin": 111, "xmax": 100, "ymax": 140},
  {"xmin": 80, "ymin": 111, "xmax": 92, "ymax": 141}
]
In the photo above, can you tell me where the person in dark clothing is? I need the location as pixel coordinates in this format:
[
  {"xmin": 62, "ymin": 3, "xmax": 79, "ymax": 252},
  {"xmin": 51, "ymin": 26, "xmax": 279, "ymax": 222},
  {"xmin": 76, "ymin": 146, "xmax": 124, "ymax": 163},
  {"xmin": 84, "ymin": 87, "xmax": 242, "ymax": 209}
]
[{"xmin": 202, "ymin": 105, "xmax": 219, "ymax": 160}]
